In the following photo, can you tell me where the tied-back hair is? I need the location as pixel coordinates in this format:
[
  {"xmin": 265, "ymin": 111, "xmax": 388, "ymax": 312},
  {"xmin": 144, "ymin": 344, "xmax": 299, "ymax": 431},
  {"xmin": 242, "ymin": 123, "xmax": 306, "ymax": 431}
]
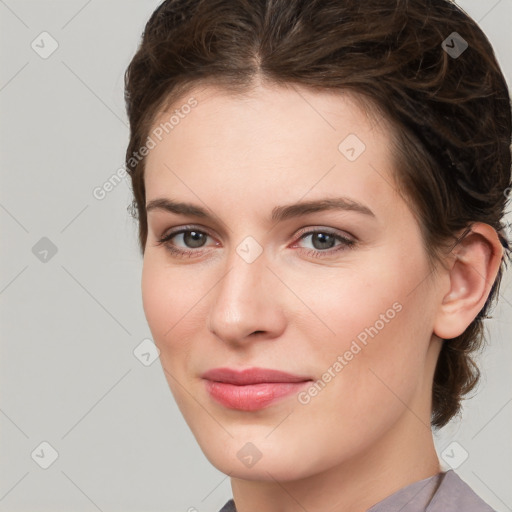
[{"xmin": 124, "ymin": 0, "xmax": 512, "ymax": 428}]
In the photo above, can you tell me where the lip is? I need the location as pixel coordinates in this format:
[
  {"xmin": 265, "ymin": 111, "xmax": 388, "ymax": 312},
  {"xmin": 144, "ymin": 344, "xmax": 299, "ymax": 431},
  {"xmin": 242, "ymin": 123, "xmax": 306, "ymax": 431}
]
[
  {"xmin": 201, "ymin": 367, "xmax": 313, "ymax": 411},
  {"xmin": 201, "ymin": 367, "xmax": 312, "ymax": 385}
]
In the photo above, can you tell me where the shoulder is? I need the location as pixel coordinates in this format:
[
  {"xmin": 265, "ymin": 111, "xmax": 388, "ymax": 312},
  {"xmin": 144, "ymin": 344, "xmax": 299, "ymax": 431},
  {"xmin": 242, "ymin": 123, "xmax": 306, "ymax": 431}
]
[
  {"xmin": 216, "ymin": 472, "xmax": 496, "ymax": 512},
  {"xmin": 218, "ymin": 498, "xmax": 237, "ymax": 512},
  {"xmin": 428, "ymin": 470, "xmax": 496, "ymax": 511}
]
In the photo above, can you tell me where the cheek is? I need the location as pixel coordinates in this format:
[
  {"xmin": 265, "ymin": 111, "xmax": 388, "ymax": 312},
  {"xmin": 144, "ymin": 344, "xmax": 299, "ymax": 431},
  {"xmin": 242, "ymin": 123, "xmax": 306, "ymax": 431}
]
[
  {"xmin": 141, "ymin": 255, "xmax": 199, "ymax": 350},
  {"xmin": 282, "ymin": 249, "xmax": 425, "ymax": 349},
  {"xmin": 287, "ymin": 244, "xmax": 434, "ymax": 390},
  {"xmin": 289, "ymin": 297, "xmax": 430, "ymax": 467},
  {"xmin": 141, "ymin": 257, "xmax": 170, "ymax": 340},
  {"xmin": 141, "ymin": 257, "xmax": 202, "ymax": 410}
]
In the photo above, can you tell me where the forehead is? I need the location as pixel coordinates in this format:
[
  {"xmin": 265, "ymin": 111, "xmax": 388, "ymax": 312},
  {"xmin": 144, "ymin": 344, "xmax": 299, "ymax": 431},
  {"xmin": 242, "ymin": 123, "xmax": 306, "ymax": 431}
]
[
  {"xmin": 143, "ymin": 82, "xmax": 401, "ymax": 222},
  {"xmin": 147, "ymin": 82, "xmax": 385, "ymax": 157}
]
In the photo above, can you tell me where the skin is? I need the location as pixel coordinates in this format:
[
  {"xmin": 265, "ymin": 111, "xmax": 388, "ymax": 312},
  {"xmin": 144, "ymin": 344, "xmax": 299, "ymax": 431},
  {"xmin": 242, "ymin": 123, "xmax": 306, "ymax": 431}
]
[{"xmin": 141, "ymin": 81, "xmax": 502, "ymax": 512}]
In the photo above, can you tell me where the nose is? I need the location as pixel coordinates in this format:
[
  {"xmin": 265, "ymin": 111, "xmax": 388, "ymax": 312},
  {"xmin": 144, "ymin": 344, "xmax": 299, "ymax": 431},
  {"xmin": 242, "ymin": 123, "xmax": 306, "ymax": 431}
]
[{"xmin": 207, "ymin": 245, "xmax": 286, "ymax": 346}]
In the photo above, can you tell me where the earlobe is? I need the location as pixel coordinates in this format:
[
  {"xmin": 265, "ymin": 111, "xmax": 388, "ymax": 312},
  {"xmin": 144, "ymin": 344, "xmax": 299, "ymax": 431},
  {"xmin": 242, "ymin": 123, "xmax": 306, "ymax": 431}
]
[{"xmin": 433, "ymin": 224, "xmax": 503, "ymax": 340}]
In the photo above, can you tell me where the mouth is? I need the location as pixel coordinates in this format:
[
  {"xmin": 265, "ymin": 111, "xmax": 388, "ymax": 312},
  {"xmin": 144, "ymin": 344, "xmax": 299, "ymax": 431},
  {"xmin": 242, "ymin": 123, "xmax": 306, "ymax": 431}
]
[{"xmin": 201, "ymin": 367, "xmax": 313, "ymax": 411}]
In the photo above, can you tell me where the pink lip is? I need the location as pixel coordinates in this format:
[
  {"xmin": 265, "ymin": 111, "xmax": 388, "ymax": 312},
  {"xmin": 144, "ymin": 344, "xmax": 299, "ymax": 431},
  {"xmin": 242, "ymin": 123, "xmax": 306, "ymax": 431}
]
[{"xmin": 201, "ymin": 367, "xmax": 313, "ymax": 411}]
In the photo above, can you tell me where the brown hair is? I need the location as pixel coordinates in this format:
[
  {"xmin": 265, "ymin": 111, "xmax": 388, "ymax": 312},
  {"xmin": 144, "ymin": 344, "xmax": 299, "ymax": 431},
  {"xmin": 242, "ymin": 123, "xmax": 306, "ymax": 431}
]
[{"xmin": 124, "ymin": 0, "xmax": 512, "ymax": 428}]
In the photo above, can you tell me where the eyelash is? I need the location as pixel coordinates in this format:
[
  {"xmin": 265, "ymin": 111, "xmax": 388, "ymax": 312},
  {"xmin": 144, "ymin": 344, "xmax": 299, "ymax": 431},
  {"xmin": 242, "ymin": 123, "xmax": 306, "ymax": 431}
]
[{"xmin": 155, "ymin": 225, "xmax": 356, "ymax": 259}]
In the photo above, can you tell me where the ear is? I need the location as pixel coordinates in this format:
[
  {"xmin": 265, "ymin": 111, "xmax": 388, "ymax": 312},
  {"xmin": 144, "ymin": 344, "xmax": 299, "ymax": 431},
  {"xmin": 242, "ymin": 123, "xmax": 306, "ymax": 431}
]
[{"xmin": 433, "ymin": 223, "xmax": 504, "ymax": 340}]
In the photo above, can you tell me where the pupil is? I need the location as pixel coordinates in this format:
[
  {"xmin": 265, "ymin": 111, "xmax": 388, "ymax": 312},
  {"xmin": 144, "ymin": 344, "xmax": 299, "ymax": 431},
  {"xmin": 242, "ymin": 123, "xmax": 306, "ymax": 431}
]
[
  {"xmin": 313, "ymin": 233, "xmax": 334, "ymax": 250},
  {"xmin": 185, "ymin": 231, "xmax": 205, "ymax": 248}
]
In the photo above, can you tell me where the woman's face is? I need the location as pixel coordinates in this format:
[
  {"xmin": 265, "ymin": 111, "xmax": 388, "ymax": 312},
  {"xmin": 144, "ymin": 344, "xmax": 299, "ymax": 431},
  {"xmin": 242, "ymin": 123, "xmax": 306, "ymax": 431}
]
[{"xmin": 142, "ymin": 83, "xmax": 444, "ymax": 481}]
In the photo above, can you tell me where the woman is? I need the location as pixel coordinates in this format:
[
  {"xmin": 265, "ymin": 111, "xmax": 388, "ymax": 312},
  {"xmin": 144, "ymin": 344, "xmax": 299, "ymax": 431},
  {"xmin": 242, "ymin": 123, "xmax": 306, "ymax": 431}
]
[{"xmin": 124, "ymin": 0, "xmax": 511, "ymax": 510}]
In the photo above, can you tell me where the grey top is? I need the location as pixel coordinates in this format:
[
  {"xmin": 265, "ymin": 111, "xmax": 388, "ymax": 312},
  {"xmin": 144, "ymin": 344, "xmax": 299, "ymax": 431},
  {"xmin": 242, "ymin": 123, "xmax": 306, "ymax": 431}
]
[{"xmin": 218, "ymin": 470, "xmax": 495, "ymax": 512}]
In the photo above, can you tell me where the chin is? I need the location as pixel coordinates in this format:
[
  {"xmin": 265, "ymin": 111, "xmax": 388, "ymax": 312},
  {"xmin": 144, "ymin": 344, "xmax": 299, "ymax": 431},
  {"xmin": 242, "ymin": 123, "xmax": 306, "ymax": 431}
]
[{"xmin": 193, "ymin": 431, "xmax": 323, "ymax": 482}]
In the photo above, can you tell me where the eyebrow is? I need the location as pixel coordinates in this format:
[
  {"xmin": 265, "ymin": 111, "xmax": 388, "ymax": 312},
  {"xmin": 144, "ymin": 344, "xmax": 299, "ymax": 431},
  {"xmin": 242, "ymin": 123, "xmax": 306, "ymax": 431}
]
[{"xmin": 146, "ymin": 196, "xmax": 375, "ymax": 223}]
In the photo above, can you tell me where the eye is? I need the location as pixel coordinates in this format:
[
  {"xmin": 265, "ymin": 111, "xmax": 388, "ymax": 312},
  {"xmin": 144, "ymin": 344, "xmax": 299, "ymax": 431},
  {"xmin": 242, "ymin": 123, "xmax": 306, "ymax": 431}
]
[
  {"xmin": 155, "ymin": 225, "xmax": 356, "ymax": 259},
  {"xmin": 292, "ymin": 228, "xmax": 356, "ymax": 258},
  {"xmin": 155, "ymin": 226, "xmax": 216, "ymax": 258}
]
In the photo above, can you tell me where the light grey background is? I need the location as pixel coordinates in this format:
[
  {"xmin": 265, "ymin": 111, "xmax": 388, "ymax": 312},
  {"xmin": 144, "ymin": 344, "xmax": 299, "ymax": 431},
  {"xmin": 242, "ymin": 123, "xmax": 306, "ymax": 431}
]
[{"xmin": 0, "ymin": 1, "xmax": 511, "ymax": 511}]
